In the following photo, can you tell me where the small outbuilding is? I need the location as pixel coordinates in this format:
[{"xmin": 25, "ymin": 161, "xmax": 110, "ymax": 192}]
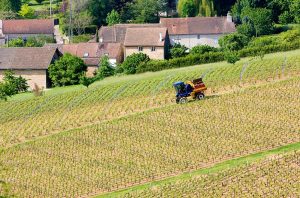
[{"xmin": 0, "ymin": 47, "xmax": 61, "ymax": 89}]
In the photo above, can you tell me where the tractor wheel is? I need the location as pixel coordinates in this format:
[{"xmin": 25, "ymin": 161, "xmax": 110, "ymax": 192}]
[
  {"xmin": 196, "ymin": 93, "xmax": 205, "ymax": 100},
  {"xmin": 179, "ymin": 97, "xmax": 188, "ymax": 104},
  {"xmin": 176, "ymin": 97, "xmax": 180, "ymax": 104}
]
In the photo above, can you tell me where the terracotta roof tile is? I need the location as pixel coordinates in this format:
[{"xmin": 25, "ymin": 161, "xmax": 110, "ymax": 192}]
[
  {"xmin": 3, "ymin": 19, "xmax": 55, "ymax": 34},
  {"xmin": 160, "ymin": 17, "xmax": 236, "ymax": 35},
  {"xmin": 99, "ymin": 24, "xmax": 161, "ymax": 44},
  {"xmin": 0, "ymin": 47, "xmax": 58, "ymax": 70},
  {"xmin": 124, "ymin": 27, "xmax": 167, "ymax": 47}
]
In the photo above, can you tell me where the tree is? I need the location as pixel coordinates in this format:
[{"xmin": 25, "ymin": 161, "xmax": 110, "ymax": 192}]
[
  {"xmin": 73, "ymin": 11, "xmax": 93, "ymax": 35},
  {"xmin": 18, "ymin": 4, "xmax": 35, "ymax": 19},
  {"xmin": 290, "ymin": 0, "xmax": 300, "ymax": 23},
  {"xmin": 95, "ymin": 56, "xmax": 115, "ymax": 79},
  {"xmin": 178, "ymin": 0, "xmax": 197, "ymax": 17},
  {"xmin": 48, "ymin": 53, "xmax": 87, "ymax": 87},
  {"xmin": 106, "ymin": 9, "xmax": 121, "ymax": 26},
  {"xmin": 87, "ymin": 0, "xmax": 111, "ymax": 26},
  {"xmin": 0, "ymin": 0, "xmax": 21, "ymax": 13},
  {"xmin": 219, "ymin": 33, "xmax": 249, "ymax": 51},
  {"xmin": 240, "ymin": 7, "xmax": 274, "ymax": 37},
  {"xmin": 130, "ymin": 0, "xmax": 168, "ymax": 23},
  {"xmin": 170, "ymin": 43, "xmax": 188, "ymax": 58},
  {"xmin": 190, "ymin": 45, "xmax": 217, "ymax": 55},
  {"xmin": 121, "ymin": 53, "xmax": 150, "ymax": 74},
  {"xmin": 198, "ymin": 0, "xmax": 216, "ymax": 17},
  {"xmin": 80, "ymin": 76, "xmax": 95, "ymax": 88}
]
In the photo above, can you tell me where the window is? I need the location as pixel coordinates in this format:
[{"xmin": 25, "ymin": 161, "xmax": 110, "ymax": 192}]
[
  {"xmin": 151, "ymin": 47, "xmax": 156, "ymax": 51},
  {"xmin": 197, "ymin": 35, "xmax": 201, "ymax": 39},
  {"xmin": 138, "ymin": 46, "xmax": 143, "ymax": 51},
  {"xmin": 83, "ymin": 52, "xmax": 89, "ymax": 58}
]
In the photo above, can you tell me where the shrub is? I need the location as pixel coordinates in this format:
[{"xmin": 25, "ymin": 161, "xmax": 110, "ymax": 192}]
[
  {"xmin": 48, "ymin": 53, "xmax": 87, "ymax": 87},
  {"xmin": 225, "ymin": 52, "xmax": 240, "ymax": 64},
  {"xmin": 72, "ymin": 34, "xmax": 92, "ymax": 43},
  {"xmin": 136, "ymin": 52, "xmax": 225, "ymax": 73},
  {"xmin": 219, "ymin": 33, "xmax": 249, "ymax": 51},
  {"xmin": 170, "ymin": 43, "xmax": 188, "ymax": 58},
  {"xmin": 0, "ymin": 70, "xmax": 29, "ymax": 101},
  {"xmin": 80, "ymin": 76, "xmax": 95, "ymax": 88},
  {"xmin": 18, "ymin": 4, "xmax": 35, "ymax": 19},
  {"xmin": 8, "ymin": 38, "xmax": 25, "ymax": 47},
  {"xmin": 121, "ymin": 53, "xmax": 150, "ymax": 74},
  {"xmin": 95, "ymin": 56, "xmax": 115, "ymax": 79},
  {"xmin": 190, "ymin": 45, "xmax": 218, "ymax": 55}
]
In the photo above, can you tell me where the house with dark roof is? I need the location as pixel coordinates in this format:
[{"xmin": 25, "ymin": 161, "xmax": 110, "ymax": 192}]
[
  {"xmin": 124, "ymin": 27, "xmax": 169, "ymax": 60},
  {"xmin": 59, "ymin": 42, "xmax": 123, "ymax": 76},
  {"xmin": 0, "ymin": 47, "xmax": 61, "ymax": 89},
  {"xmin": 0, "ymin": 19, "xmax": 56, "ymax": 44},
  {"xmin": 160, "ymin": 14, "xmax": 236, "ymax": 48}
]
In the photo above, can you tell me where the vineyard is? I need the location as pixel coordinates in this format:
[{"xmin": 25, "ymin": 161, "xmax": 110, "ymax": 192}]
[
  {"xmin": 0, "ymin": 50, "xmax": 300, "ymax": 148},
  {"xmin": 0, "ymin": 75, "xmax": 300, "ymax": 197},
  {"xmin": 0, "ymin": 50, "xmax": 300, "ymax": 198},
  {"xmin": 116, "ymin": 151, "xmax": 300, "ymax": 197}
]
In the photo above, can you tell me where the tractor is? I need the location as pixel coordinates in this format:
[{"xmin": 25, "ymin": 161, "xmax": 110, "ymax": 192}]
[{"xmin": 173, "ymin": 78, "xmax": 207, "ymax": 104}]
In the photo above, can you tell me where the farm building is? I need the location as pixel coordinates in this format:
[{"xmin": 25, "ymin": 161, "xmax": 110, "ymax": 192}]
[
  {"xmin": 0, "ymin": 47, "xmax": 61, "ymax": 89},
  {"xmin": 160, "ymin": 14, "xmax": 236, "ymax": 48},
  {"xmin": 0, "ymin": 19, "xmax": 57, "ymax": 44},
  {"xmin": 59, "ymin": 42, "xmax": 123, "ymax": 76},
  {"xmin": 124, "ymin": 27, "xmax": 169, "ymax": 60}
]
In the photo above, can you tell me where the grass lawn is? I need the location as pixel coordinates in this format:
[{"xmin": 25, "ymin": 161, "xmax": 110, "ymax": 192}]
[{"xmin": 27, "ymin": 0, "xmax": 62, "ymax": 11}]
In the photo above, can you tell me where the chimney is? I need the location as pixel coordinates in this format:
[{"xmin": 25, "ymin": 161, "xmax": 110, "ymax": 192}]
[
  {"xmin": 99, "ymin": 37, "xmax": 103, "ymax": 43},
  {"xmin": 227, "ymin": 12, "xmax": 233, "ymax": 23},
  {"xmin": 159, "ymin": 33, "xmax": 163, "ymax": 42}
]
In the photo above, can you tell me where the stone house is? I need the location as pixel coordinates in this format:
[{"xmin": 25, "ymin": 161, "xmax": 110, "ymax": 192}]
[
  {"xmin": 0, "ymin": 19, "xmax": 56, "ymax": 44},
  {"xmin": 160, "ymin": 14, "xmax": 236, "ymax": 48},
  {"xmin": 124, "ymin": 27, "xmax": 169, "ymax": 60},
  {"xmin": 99, "ymin": 24, "xmax": 169, "ymax": 60},
  {"xmin": 60, "ymin": 42, "xmax": 123, "ymax": 76},
  {"xmin": 0, "ymin": 47, "xmax": 61, "ymax": 89}
]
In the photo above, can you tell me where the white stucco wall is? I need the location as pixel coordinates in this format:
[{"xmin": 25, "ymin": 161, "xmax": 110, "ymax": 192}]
[{"xmin": 170, "ymin": 34, "xmax": 227, "ymax": 48}]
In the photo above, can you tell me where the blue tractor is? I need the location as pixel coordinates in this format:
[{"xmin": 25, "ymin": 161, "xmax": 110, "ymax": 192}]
[{"xmin": 173, "ymin": 78, "xmax": 207, "ymax": 104}]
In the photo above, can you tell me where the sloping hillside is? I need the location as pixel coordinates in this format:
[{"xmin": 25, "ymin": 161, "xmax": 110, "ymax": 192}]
[{"xmin": 0, "ymin": 50, "xmax": 299, "ymax": 148}]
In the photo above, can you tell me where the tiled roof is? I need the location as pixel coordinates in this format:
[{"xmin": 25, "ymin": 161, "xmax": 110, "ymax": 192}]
[
  {"xmin": 124, "ymin": 27, "xmax": 167, "ymax": 47},
  {"xmin": 160, "ymin": 17, "xmax": 236, "ymax": 35},
  {"xmin": 0, "ymin": 47, "xmax": 58, "ymax": 70},
  {"xmin": 61, "ymin": 43, "xmax": 100, "ymax": 66},
  {"xmin": 98, "ymin": 42, "xmax": 122, "ymax": 59},
  {"xmin": 62, "ymin": 43, "xmax": 99, "ymax": 58},
  {"xmin": 99, "ymin": 24, "xmax": 161, "ymax": 44},
  {"xmin": 2, "ymin": 19, "xmax": 55, "ymax": 34}
]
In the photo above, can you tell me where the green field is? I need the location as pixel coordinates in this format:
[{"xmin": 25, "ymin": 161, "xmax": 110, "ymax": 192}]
[{"xmin": 0, "ymin": 50, "xmax": 300, "ymax": 197}]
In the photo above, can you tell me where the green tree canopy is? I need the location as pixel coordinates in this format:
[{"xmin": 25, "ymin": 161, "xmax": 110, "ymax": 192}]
[
  {"xmin": 0, "ymin": 0, "xmax": 21, "ymax": 12},
  {"xmin": 121, "ymin": 53, "xmax": 150, "ymax": 74},
  {"xmin": 48, "ymin": 53, "xmax": 87, "ymax": 87},
  {"xmin": 96, "ymin": 56, "xmax": 115, "ymax": 79},
  {"xmin": 219, "ymin": 33, "xmax": 250, "ymax": 51},
  {"xmin": 18, "ymin": 4, "xmax": 35, "ymax": 19},
  {"xmin": 106, "ymin": 9, "xmax": 121, "ymax": 26}
]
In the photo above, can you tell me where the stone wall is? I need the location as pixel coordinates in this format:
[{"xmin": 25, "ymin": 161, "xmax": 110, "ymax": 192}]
[
  {"xmin": 0, "ymin": 69, "xmax": 47, "ymax": 90},
  {"xmin": 125, "ymin": 46, "xmax": 165, "ymax": 60}
]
